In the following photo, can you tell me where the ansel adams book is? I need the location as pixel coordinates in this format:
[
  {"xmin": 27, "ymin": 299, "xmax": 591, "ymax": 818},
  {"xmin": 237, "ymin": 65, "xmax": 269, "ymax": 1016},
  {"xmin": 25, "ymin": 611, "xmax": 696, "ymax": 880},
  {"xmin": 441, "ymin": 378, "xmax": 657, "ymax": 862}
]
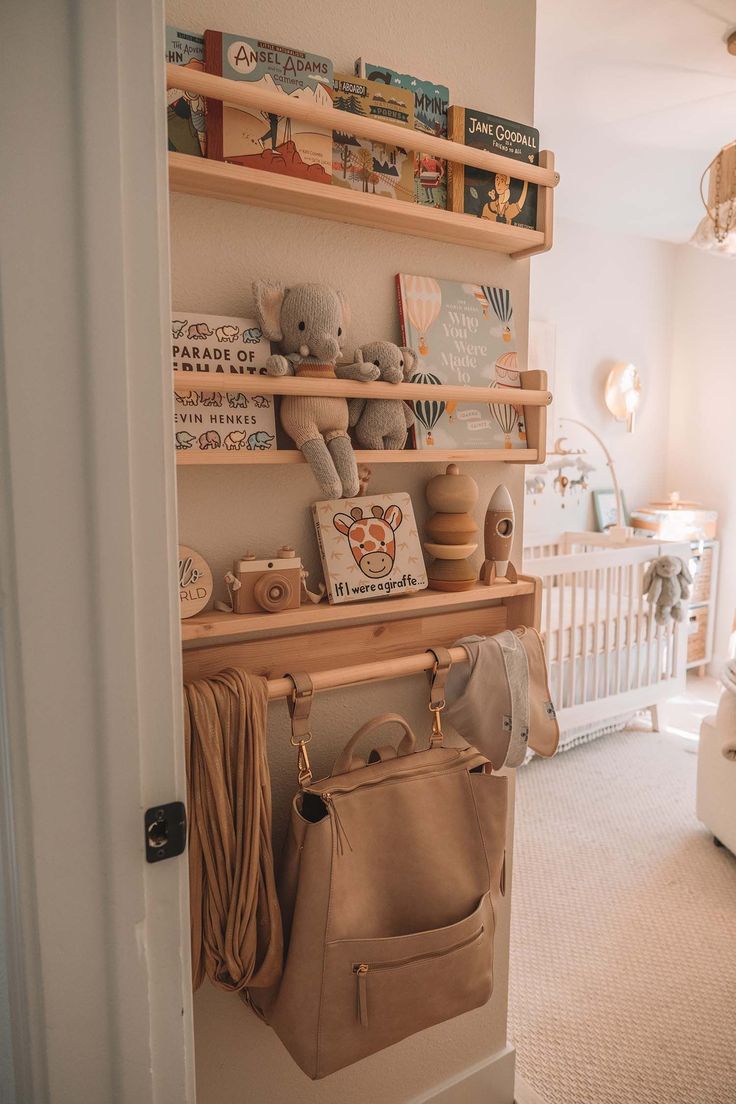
[
  {"xmin": 204, "ymin": 31, "xmax": 333, "ymax": 182},
  {"xmin": 447, "ymin": 106, "xmax": 539, "ymax": 230}
]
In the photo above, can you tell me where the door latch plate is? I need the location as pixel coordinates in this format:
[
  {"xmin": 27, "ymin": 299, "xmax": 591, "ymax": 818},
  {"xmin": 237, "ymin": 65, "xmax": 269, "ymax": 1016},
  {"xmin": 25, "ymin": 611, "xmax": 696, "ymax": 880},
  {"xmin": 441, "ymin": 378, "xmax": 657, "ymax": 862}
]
[{"xmin": 144, "ymin": 801, "xmax": 187, "ymax": 863}]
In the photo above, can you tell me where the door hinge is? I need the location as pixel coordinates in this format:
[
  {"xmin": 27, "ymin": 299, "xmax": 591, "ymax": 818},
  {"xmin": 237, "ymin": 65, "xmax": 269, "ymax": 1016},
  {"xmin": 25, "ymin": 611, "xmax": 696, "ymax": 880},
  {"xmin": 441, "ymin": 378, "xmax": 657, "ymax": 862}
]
[{"xmin": 144, "ymin": 801, "xmax": 187, "ymax": 863}]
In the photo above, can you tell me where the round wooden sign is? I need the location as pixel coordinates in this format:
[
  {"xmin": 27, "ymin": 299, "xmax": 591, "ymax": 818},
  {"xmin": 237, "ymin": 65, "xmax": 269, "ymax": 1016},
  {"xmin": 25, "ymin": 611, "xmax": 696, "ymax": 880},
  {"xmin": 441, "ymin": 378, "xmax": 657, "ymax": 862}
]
[{"xmin": 178, "ymin": 545, "xmax": 213, "ymax": 619}]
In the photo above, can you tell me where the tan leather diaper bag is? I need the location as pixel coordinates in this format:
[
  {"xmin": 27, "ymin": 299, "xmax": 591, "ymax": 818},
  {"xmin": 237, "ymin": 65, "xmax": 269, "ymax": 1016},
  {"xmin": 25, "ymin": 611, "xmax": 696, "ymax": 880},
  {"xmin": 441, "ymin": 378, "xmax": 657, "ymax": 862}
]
[{"xmin": 260, "ymin": 666, "xmax": 507, "ymax": 1079}]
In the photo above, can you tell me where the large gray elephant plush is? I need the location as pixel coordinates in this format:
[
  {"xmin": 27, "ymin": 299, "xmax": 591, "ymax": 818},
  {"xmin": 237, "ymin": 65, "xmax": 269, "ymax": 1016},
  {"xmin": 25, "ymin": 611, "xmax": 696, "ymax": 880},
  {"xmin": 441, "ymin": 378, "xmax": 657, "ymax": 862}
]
[{"xmin": 253, "ymin": 281, "xmax": 379, "ymax": 499}]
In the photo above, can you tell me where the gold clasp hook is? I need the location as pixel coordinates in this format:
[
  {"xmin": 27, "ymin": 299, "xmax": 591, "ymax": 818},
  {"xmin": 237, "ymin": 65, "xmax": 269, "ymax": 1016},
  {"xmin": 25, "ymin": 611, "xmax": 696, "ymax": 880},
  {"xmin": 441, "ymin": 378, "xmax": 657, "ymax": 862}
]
[
  {"xmin": 426, "ymin": 647, "xmax": 452, "ymax": 749},
  {"xmin": 286, "ymin": 673, "xmax": 315, "ymax": 787}
]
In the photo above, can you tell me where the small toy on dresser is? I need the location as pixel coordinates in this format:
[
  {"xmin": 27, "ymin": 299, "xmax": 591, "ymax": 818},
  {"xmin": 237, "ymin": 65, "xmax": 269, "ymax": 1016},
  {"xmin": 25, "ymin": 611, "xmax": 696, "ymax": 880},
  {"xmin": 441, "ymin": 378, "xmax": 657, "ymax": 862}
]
[
  {"xmin": 348, "ymin": 342, "xmax": 418, "ymax": 450},
  {"xmin": 227, "ymin": 547, "xmax": 303, "ymax": 613},
  {"xmin": 253, "ymin": 281, "xmax": 379, "ymax": 498},
  {"xmin": 313, "ymin": 492, "xmax": 427, "ymax": 604},
  {"xmin": 424, "ymin": 464, "xmax": 479, "ymax": 592},
  {"xmin": 480, "ymin": 484, "xmax": 517, "ymax": 584}
]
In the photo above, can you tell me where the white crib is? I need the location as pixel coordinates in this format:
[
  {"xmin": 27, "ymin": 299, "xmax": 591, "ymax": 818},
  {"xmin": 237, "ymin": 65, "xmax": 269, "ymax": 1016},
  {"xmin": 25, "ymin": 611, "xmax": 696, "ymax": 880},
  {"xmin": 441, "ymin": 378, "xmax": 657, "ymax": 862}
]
[{"xmin": 524, "ymin": 532, "xmax": 689, "ymax": 748}]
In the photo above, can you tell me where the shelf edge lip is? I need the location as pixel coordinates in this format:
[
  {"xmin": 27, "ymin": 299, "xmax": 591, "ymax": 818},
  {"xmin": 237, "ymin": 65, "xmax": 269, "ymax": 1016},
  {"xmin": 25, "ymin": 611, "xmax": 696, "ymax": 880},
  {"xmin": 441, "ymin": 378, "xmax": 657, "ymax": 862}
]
[{"xmin": 175, "ymin": 448, "xmax": 540, "ymax": 466}]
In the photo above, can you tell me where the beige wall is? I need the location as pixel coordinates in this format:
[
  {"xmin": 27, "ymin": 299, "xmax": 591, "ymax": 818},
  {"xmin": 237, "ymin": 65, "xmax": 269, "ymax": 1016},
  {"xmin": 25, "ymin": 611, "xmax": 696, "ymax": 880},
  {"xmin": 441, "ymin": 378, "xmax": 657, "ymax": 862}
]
[
  {"xmin": 667, "ymin": 247, "xmax": 736, "ymax": 669},
  {"xmin": 168, "ymin": 0, "xmax": 537, "ymax": 1100},
  {"xmin": 527, "ymin": 218, "xmax": 676, "ymax": 538}
]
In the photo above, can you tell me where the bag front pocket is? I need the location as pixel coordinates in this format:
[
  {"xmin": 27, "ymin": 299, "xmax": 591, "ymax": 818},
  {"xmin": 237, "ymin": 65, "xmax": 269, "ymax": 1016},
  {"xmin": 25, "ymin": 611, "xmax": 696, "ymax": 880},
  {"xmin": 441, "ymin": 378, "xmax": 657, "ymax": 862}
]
[{"xmin": 317, "ymin": 893, "xmax": 494, "ymax": 1078}]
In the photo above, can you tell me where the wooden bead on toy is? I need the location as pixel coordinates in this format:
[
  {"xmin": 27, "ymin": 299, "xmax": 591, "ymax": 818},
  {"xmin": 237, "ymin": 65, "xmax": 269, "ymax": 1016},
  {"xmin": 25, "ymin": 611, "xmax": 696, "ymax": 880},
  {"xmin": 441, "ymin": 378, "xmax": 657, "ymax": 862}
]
[{"xmin": 426, "ymin": 463, "xmax": 479, "ymax": 513}]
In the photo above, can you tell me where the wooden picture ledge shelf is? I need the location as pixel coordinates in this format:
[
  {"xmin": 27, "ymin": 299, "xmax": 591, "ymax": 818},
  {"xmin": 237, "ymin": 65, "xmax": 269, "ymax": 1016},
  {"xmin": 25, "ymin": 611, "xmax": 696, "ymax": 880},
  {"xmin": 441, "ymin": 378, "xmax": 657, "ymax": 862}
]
[
  {"xmin": 176, "ymin": 447, "xmax": 539, "ymax": 466},
  {"xmin": 166, "ymin": 65, "xmax": 557, "ymax": 258},
  {"xmin": 181, "ymin": 577, "xmax": 541, "ymax": 682}
]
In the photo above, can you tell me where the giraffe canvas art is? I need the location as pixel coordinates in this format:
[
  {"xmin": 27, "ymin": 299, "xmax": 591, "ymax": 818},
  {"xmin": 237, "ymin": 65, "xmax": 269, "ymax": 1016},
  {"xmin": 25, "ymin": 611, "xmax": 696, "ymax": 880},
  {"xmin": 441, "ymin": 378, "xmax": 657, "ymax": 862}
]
[{"xmin": 312, "ymin": 492, "xmax": 427, "ymax": 603}]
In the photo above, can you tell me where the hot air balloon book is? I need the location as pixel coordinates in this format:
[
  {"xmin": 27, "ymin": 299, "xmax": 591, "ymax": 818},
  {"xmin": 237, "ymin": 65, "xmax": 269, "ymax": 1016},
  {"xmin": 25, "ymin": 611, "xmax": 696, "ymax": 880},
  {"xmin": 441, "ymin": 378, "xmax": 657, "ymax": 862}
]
[
  {"xmin": 354, "ymin": 60, "xmax": 449, "ymax": 209},
  {"xmin": 204, "ymin": 31, "xmax": 333, "ymax": 182},
  {"xmin": 332, "ymin": 75, "xmax": 415, "ymax": 202},
  {"xmin": 396, "ymin": 274, "xmax": 526, "ymax": 452},
  {"xmin": 447, "ymin": 106, "xmax": 539, "ymax": 231}
]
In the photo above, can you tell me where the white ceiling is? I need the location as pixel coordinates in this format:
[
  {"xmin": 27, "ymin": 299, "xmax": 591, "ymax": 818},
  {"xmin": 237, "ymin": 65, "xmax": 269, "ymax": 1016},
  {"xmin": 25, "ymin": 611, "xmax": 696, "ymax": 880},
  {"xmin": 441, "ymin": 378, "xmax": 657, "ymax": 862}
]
[{"xmin": 535, "ymin": 0, "xmax": 736, "ymax": 241}]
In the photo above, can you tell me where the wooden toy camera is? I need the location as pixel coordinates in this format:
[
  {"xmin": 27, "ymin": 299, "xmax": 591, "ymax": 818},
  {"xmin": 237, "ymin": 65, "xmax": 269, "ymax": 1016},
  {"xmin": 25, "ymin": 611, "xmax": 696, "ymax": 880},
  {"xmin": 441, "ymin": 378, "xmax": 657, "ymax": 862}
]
[{"xmin": 231, "ymin": 547, "xmax": 302, "ymax": 614}]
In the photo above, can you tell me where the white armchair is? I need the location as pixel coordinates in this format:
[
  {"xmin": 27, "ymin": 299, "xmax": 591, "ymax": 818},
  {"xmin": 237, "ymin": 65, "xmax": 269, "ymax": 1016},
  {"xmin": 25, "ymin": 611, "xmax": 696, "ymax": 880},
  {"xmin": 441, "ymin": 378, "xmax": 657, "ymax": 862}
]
[{"xmin": 697, "ymin": 676, "xmax": 736, "ymax": 854}]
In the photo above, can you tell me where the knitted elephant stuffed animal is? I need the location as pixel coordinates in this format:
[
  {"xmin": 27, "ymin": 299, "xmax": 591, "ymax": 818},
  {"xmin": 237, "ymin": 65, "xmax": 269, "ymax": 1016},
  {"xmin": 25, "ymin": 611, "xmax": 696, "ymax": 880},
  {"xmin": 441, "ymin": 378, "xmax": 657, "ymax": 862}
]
[
  {"xmin": 253, "ymin": 282, "xmax": 379, "ymax": 498},
  {"xmin": 642, "ymin": 554, "xmax": 693, "ymax": 624},
  {"xmin": 348, "ymin": 342, "xmax": 418, "ymax": 450}
]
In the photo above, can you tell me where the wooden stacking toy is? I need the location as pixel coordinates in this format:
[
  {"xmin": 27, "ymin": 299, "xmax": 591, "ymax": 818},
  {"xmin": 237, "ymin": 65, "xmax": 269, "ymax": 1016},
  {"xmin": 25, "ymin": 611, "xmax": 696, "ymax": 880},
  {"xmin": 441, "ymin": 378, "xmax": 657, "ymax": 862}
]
[{"xmin": 424, "ymin": 464, "xmax": 479, "ymax": 592}]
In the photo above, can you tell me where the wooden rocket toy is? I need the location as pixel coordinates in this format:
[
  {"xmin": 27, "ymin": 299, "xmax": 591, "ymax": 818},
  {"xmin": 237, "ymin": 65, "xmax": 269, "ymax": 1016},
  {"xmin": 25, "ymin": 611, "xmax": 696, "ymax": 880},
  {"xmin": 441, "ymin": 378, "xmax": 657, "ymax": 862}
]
[
  {"xmin": 480, "ymin": 483, "xmax": 517, "ymax": 585},
  {"xmin": 424, "ymin": 464, "xmax": 479, "ymax": 592}
]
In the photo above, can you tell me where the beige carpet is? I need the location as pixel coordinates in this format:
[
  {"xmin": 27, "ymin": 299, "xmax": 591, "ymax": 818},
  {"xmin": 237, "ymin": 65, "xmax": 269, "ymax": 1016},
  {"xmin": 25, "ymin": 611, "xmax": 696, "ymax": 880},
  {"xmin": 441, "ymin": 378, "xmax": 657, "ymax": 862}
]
[{"xmin": 509, "ymin": 727, "xmax": 736, "ymax": 1104}]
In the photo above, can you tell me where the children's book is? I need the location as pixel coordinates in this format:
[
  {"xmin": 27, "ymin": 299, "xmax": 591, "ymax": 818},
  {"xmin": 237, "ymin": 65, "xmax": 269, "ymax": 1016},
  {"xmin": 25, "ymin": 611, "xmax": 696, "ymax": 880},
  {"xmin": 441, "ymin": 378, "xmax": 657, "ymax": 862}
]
[
  {"xmin": 204, "ymin": 31, "xmax": 333, "ymax": 182},
  {"xmin": 332, "ymin": 74, "xmax": 415, "ymax": 203},
  {"xmin": 312, "ymin": 492, "xmax": 427, "ymax": 604},
  {"xmin": 171, "ymin": 313, "xmax": 276, "ymax": 457},
  {"xmin": 166, "ymin": 28, "xmax": 206, "ymax": 156},
  {"xmin": 354, "ymin": 60, "xmax": 448, "ymax": 208},
  {"xmin": 396, "ymin": 275, "xmax": 526, "ymax": 451},
  {"xmin": 447, "ymin": 106, "xmax": 538, "ymax": 230}
]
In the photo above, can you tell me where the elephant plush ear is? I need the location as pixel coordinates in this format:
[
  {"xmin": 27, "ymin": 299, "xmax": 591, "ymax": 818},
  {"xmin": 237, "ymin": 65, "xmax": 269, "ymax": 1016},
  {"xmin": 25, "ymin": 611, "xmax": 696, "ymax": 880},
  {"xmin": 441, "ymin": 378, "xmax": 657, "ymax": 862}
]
[
  {"xmin": 401, "ymin": 346, "xmax": 418, "ymax": 379},
  {"xmin": 336, "ymin": 289, "xmax": 351, "ymax": 343},
  {"xmin": 353, "ymin": 347, "xmax": 365, "ymax": 364},
  {"xmin": 253, "ymin": 280, "xmax": 286, "ymax": 341}
]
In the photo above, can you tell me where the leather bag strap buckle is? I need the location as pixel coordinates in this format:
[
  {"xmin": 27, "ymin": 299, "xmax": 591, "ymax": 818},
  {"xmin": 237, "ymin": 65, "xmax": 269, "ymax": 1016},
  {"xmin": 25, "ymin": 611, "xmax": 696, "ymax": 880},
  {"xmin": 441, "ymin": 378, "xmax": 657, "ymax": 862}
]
[
  {"xmin": 285, "ymin": 672, "xmax": 315, "ymax": 786},
  {"xmin": 426, "ymin": 646, "xmax": 452, "ymax": 748}
]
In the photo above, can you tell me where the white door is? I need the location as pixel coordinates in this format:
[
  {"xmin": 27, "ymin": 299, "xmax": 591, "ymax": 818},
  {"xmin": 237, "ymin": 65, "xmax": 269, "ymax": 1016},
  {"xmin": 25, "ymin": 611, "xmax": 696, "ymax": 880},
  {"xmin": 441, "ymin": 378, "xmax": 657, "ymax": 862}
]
[{"xmin": 0, "ymin": 1, "xmax": 194, "ymax": 1100}]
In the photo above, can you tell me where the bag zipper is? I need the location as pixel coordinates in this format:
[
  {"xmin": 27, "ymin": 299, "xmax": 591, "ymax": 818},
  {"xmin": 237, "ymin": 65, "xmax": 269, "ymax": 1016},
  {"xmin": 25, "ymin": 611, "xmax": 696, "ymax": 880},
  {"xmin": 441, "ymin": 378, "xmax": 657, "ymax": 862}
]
[
  {"xmin": 352, "ymin": 923, "xmax": 485, "ymax": 1028},
  {"xmin": 322, "ymin": 793, "xmax": 352, "ymax": 856}
]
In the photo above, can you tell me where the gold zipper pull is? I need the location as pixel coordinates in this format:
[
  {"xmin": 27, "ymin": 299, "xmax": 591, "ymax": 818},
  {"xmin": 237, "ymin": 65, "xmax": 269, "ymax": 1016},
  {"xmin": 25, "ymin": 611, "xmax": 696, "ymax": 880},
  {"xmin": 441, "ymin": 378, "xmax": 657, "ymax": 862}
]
[
  {"xmin": 354, "ymin": 964, "xmax": 369, "ymax": 1027},
  {"xmin": 323, "ymin": 793, "xmax": 352, "ymax": 857}
]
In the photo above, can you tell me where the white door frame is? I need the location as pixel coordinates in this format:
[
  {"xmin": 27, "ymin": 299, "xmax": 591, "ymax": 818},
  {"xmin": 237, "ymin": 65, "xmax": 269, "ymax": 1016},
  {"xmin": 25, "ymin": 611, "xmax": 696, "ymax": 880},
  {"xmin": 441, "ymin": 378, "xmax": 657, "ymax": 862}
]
[{"xmin": 0, "ymin": 1, "xmax": 194, "ymax": 1100}]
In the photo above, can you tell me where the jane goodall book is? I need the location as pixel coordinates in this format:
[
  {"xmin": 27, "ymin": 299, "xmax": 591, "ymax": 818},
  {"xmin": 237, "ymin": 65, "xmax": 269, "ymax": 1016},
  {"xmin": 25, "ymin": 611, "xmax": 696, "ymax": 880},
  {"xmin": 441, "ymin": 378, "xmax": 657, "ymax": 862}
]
[
  {"xmin": 204, "ymin": 32, "xmax": 333, "ymax": 182},
  {"xmin": 447, "ymin": 106, "xmax": 538, "ymax": 230},
  {"xmin": 396, "ymin": 275, "xmax": 526, "ymax": 451},
  {"xmin": 312, "ymin": 492, "xmax": 427, "ymax": 604}
]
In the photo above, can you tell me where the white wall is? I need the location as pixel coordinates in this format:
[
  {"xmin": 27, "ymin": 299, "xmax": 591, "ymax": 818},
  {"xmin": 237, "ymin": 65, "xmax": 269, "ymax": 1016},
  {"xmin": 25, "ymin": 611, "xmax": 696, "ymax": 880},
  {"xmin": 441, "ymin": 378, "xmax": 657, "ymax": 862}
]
[
  {"xmin": 167, "ymin": 0, "xmax": 536, "ymax": 1100},
  {"xmin": 667, "ymin": 247, "xmax": 736, "ymax": 669},
  {"xmin": 527, "ymin": 218, "xmax": 676, "ymax": 539}
]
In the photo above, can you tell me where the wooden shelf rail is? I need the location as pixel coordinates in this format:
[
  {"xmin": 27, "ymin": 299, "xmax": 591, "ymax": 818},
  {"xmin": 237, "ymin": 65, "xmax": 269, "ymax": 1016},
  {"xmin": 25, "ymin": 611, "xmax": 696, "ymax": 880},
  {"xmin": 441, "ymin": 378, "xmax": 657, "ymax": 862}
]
[
  {"xmin": 176, "ymin": 447, "xmax": 539, "ymax": 466},
  {"xmin": 173, "ymin": 370, "xmax": 552, "ymax": 407},
  {"xmin": 166, "ymin": 66, "xmax": 557, "ymax": 258}
]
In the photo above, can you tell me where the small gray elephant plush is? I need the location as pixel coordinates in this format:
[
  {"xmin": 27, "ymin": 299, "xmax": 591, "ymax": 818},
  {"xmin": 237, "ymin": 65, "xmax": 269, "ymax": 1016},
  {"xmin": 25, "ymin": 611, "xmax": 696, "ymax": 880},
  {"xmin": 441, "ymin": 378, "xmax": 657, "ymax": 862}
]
[
  {"xmin": 253, "ymin": 281, "xmax": 379, "ymax": 498},
  {"xmin": 348, "ymin": 341, "xmax": 418, "ymax": 451},
  {"xmin": 642, "ymin": 554, "xmax": 692, "ymax": 624}
]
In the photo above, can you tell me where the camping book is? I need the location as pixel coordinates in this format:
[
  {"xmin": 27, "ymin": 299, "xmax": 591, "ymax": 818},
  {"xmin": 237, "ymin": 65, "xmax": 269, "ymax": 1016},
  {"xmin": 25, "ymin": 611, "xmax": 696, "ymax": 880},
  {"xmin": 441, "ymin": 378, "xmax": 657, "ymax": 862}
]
[
  {"xmin": 171, "ymin": 312, "xmax": 276, "ymax": 457},
  {"xmin": 204, "ymin": 31, "xmax": 333, "ymax": 182},
  {"xmin": 447, "ymin": 106, "xmax": 539, "ymax": 230},
  {"xmin": 354, "ymin": 59, "xmax": 449, "ymax": 208},
  {"xmin": 166, "ymin": 27, "xmax": 206, "ymax": 156},
  {"xmin": 332, "ymin": 74, "xmax": 415, "ymax": 202},
  {"xmin": 312, "ymin": 492, "xmax": 427, "ymax": 604},
  {"xmin": 396, "ymin": 274, "xmax": 526, "ymax": 451}
]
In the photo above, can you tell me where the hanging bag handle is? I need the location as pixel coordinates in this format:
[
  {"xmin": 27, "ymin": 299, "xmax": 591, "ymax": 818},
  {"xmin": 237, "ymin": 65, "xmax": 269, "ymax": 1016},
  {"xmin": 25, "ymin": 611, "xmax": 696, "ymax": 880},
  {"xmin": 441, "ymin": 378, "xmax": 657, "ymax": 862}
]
[
  {"xmin": 285, "ymin": 672, "xmax": 315, "ymax": 787},
  {"xmin": 332, "ymin": 714, "xmax": 417, "ymax": 777},
  {"xmin": 426, "ymin": 646, "xmax": 452, "ymax": 748}
]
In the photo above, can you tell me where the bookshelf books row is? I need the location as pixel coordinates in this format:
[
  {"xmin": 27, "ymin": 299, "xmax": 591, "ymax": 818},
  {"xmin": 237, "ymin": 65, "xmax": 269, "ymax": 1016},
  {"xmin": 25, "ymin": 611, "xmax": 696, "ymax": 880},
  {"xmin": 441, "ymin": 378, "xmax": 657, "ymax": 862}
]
[
  {"xmin": 165, "ymin": 27, "xmax": 540, "ymax": 228},
  {"xmin": 172, "ymin": 274, "xmax": 525, "ymax": 458}
]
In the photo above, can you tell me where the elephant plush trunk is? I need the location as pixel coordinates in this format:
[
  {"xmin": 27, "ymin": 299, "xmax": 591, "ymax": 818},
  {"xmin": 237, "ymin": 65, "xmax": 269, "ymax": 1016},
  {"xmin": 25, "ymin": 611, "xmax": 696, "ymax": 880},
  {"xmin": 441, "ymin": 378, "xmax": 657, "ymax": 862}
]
[{"xmin": 311, "ymin": 333, "xmax": 340, "ymax": 362}]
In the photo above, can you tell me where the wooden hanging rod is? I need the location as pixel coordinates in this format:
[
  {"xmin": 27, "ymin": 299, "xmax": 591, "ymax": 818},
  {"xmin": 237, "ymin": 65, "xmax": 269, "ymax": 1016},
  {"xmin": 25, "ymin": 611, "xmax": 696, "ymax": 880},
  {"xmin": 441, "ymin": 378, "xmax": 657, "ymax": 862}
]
[
  {"xmin": 172, "ymin": 370, "xmax": 553, "ymax": 407},
  {"xmin": 166, "ymin": 64, "xmax": 559, "ymax": 190},
  {"xmin": 266, "ymin": 645, "xmax": 470, "ymax": 701}
]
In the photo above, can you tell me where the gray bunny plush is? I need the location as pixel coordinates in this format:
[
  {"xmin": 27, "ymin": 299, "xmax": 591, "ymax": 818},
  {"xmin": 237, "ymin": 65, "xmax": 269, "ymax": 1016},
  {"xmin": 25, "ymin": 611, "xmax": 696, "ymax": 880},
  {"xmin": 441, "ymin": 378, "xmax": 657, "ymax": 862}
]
[
  {"xmin": 642, "ymin": 554, "xmax": 692, "ymax": 624},
  {"xmin": 348, "ymin": 341, "xmax": 418, "ymax": 450},
  {"xmin": 253, "ymin": 281, "xmax": 378, "ymax": 498}
]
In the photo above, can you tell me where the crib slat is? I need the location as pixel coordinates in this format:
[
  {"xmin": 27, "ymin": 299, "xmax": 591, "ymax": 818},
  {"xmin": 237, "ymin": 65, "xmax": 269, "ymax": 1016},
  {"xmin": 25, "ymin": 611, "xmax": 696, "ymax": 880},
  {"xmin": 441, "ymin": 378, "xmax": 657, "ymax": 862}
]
[
  {"xmin": 558, "ymin": 570, "xmax": 566, "ymax": 708},
  {"xmin": 592, "ymin": 567, "xmax": 601, "ymax": 702},
  {"xmin": 579, "ymin": 569, "xmax": 589, "ymax": 703},
  {"xmin": 604, "ymin": 565, "xmax": 613, "ymax": 697},
  {"xmin": 614, "ymin": 565, "xmax": 623, "ymax": 695},
  {"xmin": 568, "ymin": 570, "xmax": 578, "ymax": 707},
  {"xmin": 626, "ymin": 562, "xmax": 636, "ymax": 690}
]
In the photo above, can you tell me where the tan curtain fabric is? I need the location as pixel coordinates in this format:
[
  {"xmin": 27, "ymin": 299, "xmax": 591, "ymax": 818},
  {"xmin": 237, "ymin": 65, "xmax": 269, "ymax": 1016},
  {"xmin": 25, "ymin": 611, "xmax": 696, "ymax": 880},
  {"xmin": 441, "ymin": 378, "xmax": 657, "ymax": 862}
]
[{"xmin": 184, "ymin": 668, "xmax": 283, "ymax": 995}]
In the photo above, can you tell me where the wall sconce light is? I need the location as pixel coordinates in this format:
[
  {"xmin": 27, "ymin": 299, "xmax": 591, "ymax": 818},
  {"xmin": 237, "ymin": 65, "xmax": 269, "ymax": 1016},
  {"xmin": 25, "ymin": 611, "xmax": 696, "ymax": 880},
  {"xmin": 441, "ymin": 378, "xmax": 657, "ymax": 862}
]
[{"xmin": 605, "ymin": 362, "xmax": 641, "ymax": 432}]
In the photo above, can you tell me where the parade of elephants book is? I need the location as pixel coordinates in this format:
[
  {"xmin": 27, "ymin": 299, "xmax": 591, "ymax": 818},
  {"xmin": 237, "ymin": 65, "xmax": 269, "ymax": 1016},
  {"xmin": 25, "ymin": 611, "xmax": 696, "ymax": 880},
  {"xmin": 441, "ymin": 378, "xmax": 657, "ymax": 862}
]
[
  {"xmin": 354, "ymin": 59, "xmax": 449, "ymax": 208},
  {"xmin": 396, "ymin": 274, "xmax": 526, "ymax": 451},
  {"xmin": 312, "ymin": 493, "xmax": 427, "ymax": 604},
  {"xmin": 204, "ymin": 31, "xmax": 333, "ymax": 181},
  {"xmin": 166, "ymin": 27, "xmax": 206, "ymax": 156},
  {"xmin": 171, "ymin": 313, "xmax": 276, "ymax": 457},
  {"xmin": 332, "ymin": 74, "xmax": 415, "ymax": 202},
  {"xmin": 447, "ymin": 106, "xmax": 539, "ymax": 230}
]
